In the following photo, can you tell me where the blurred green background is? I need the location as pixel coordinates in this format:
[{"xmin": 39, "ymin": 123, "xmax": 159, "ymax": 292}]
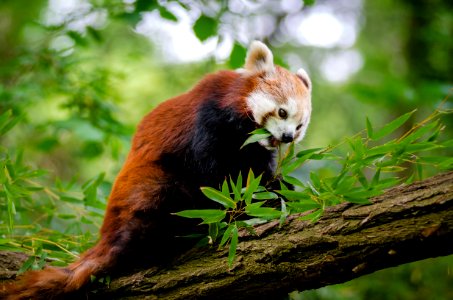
[{"xmin": 0, "ymin": 0, "xmax": 452, "ymax": 298}]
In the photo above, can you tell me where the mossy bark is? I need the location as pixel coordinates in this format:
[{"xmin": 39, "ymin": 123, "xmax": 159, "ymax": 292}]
[
  {"xmin": 2, "ymin": 172, "xmax": 453, "ymax": 299},
  {"xmin": 97, "ymin": 171, "xmax": 453, "ymax": 299}
]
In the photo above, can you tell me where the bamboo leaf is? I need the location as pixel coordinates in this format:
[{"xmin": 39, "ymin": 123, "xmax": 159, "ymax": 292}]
[
  {"xmin": 201, "ymin": 187, "xmax": 236, "ymax": 209},
  {"xmin": 282, "ymin": 175, "xmax": 305, "ymax": 187},
  {"xmin": 228, "ymin": 226, "xmax": 238, "ymax": 269},
  {"xmin": 244, "ymin": 170, "xmax": 262, "ymax": 205},
  {"xmin": 173, "ymin": 209, "xmax": 226, "ymax": 224},
  {"xmin": 371, "ymin": 110, "xmax": 415, "ymax": 140},
  {"xmin": 277, "ymin": 190, "xmax": 311, "ymax": 201},
  {"xmin": 193, "ymin": 15, "xmax": 218, "ymax": 41},
  {"xmin": 240, "ymin": 131, "xmax": 271, "ymax": 149},
  {"xmin": 245, "ymin": 206, "xmax": 282, "ymax": 220},
  {"xmin": 280, "ymin": 142, "xmax": 295, "ymax": 167},
  {"xmin": 219, "ymin": 224, "xmax": 235, "ymax": 248},
  {"xmin": 286, "ymin": 201, "xmax": 321, "ymax": 212},
  {"xmin": 366, "ymin": 117, "xmax": 374, "ymax": 139},
  {"xmin": 252, "ymin": 191, "xmax": 278, "ymax": 200},
  {"xmin": 299, "ymin": 209, "xmax": 323, "ymax": 223},
  {"xmin": 221, "ymin": 179, "xmax": 230, "ymax": 198}
]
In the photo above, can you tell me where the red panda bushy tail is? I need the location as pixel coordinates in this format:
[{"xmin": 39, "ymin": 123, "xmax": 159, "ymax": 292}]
[{"xmin": 1, "ymin": 243, "xmax": 113, "ymax": 300}]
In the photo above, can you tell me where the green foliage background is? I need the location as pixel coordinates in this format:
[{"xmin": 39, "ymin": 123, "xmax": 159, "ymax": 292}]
[{"xmin": 0, "ymin": 0, "xmax": 452, "ymax": 298}]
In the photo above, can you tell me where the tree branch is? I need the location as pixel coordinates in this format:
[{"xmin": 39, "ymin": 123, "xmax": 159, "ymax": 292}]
[
  {"xmin": 2, "ymin": 172, "xmax": 453, "ymax": 299},
  {"xmin": 97, "ymin": 171, "xmax": 453, "ymax": 299}
]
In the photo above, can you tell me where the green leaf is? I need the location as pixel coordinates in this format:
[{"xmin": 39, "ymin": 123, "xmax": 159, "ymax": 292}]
[
  {"xmin": 86, "ymin": 26, "xmax": 102, "ymax": 42},
  {"xmin": 419, "ymin": 156, "xmax": 452, "ymax": 165},
  {"xmin": 245, "ymin": 201, "xmax": 265, "ymax": 209},
  {"xmin": 304, "ymin": 0, "xmax": 316, "ymax": 5},
  {"xmin": 201, "ymin": 187, "xmax": 236, "ymax": 209},
  {"xmin": 309, "ymin": 172, "xmax": 322, "ymax": 189},
  {"xmin": 219, "ymin": 224, "xmax": 235, "ymax": 248},
  {"xmin": 286, "ymin": 201, "xmax": 321, "ymax": 212},
  {"xmin": 60, "ymin": 196, "xmax": 83, "ymax": 204},
  {"xmin": 366, "ymin": 142, "xmax": 397, "ymax": 157},
  {"xmin": 236, "ymin": 172, "xmax": 243, "ymax": 195},
  {"xmin": 0, "ymin": 238, "xmax": 14, "ymax": 245},
  {"xmin": 299, "ymin": 209, "xmax": 323, "ymax": 223},
  {"xmin": 439, "ymin": 158, "xmax": 453, "ymax": 170},
  {"xmin": 279, "ymin": 199, "xmax": 288, "ymax": 226},
  {"xmin": 240, "ymin": 129, "xmax": 272, "ymax": 149},
  {"xmin": 405, "ymin": 142, "xmax": 442, "ymax": 153},
  {"xmin": 228, "ymin": 42, "xmax": 247, "ymax": 69},
  {"xmin": 67, "ymin": 31, "xmax": 88, "ymax": 47},
  {"xmin": 37, "ymin": 251, "xmax": 48, "ymax": 269},
  {"xmin": 245, "ymin": 206, "xmax": 282, "ymax": 220},
  {"xmin": 296, "ymin": 147, "xmax": 324, "ymax": 158},
  {"xmin": 347, "ymin": 136, "xmax": 366, "ymax": 159},
  {"xmin": 277, "ymin": 190, "xmax": 311, "ymax": 201},
  {"xmin": 283, "ymin": 148, "xmax": 322, "ymax": 175},
  {"xmin": 442, "ymin": 139, "xmax": 453, "ymax": 148},
  {"xmin": 373, "ymin": 177, "xmax": 400, "ymax": 190},
  {"xmin": 343, "ymin": 188, "xmax": 377, "ymax": 204},
  {"xmin": 221, "ymin": 179, "xmax": 230, "ymax": 198},
  {"xmin": 366, "ymin": 117, "xmax": 374, "ymax": 139},
  {"xmin": 243, "ymin": 171, "xmax": 262, "ymax": 205},
  {"xmin": 252, "ymin": 191, "xmax": 278, "ymax": 200},
  {"xmin": 280, "ymin": 142, "xmax": 295, "ymax": 167},
  {"xmin": 371, "ymin": 168, "xmax": 381, "ymax": 186},
  {"xmin": 355, "ymin": 170, "xmax": 368, "ymax": 188},
  {"xmin": 0, "ymin": 110, "xmax": 22, "ymax": 136},
  {"xmin": 158, "ymin": 6, "xmax": 178, "ymax": 21},
  {"xmin": 282, "ymin": 175, "xmax": 305, "ymax": 187},
  {"xmin": 230, "ymin": 175, "xmax": 242, "ymax": 202},
  {"xmin": 4, "ymin": 185, "xmax": 16, "ymax": 233},
  {"xmin": 173, "ymin": 209, "xmax": 226, "ymax": 224},
  {"xmin": 371, "ymin": 110, "xmax": 415, "ymax": 140},
  {"xmin": 228, "ymin": 226, "xmax": 238, "ymax": 269},
  {"xmin": 401, "ymin": 121, "xmax": 438, "ymax": 144},
  {"xmin": 18, "ymin": 256, "xmax": 35, "ymax": 274},
  {"xmin": 135, "ymin": 0, "xmax": 158, "ymax": 12},
  {"xmin": 193, "ymin": 15, "xmax": 218, "ymax": 41},
  {"xmin": 57, "ymin": 214, "xmax": 77, "ymax": 220}
]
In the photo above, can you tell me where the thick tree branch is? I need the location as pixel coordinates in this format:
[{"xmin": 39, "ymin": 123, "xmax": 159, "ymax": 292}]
[
  {"xmin": 97, "ymin": 171, "xmax": 453, "ymax": 299},
  {"xmin": 1, "ymin": 172, "xmax": 453, "ymax": 299}
]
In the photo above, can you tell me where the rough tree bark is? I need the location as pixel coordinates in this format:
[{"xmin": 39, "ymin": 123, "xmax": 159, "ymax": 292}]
[{"xmin": 1, "ymin": 172, "xmax": 452, "ymax": 299}]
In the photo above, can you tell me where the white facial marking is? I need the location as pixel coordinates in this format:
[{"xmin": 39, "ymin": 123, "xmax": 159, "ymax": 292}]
[
  {"xmin": 246, "ymin": 91, "xmax": 277, "ymax": 124},
  {"xmin": 295, "ymin": 107, "xmax": 311, "ymax": 143}
]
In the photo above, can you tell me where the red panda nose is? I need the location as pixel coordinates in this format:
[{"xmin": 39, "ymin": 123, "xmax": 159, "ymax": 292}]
[{"xmin": 281, "ymin": 133, "xmax": 294, "ymax": 143}]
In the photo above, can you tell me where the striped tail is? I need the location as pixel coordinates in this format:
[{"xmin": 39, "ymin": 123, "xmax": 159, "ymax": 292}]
[{"xmin": 1, "ymin": 244, "xmax": 114, "ymax": 300}]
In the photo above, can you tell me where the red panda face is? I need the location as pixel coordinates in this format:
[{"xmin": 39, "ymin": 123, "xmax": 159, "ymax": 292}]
[{"xmin": 242, "ymin": 41, "xmax": 312, "ymax": 149}]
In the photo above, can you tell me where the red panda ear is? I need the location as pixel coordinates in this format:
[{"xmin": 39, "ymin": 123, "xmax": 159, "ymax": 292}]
[
  {"xmin": 296, "ymin": 68, "xmax": 312, "ymax": 92},
  {"xmin": 244, "ymin": 41, "xmax": 275, "ymax": 74}
]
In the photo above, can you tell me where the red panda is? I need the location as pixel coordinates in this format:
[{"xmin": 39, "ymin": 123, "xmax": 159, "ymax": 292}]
[{"xmin": 1, "ymin": 41, "xmax": 312, "ymax": 299}]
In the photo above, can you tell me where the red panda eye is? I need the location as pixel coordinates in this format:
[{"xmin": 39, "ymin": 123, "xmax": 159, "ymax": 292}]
[
  {"xmin": 278, "ymin": 108, "xmax": 288, "ymax": 119},
  {"xmin": 296, "ymin": 124, "xmax": 303, "ymax": 130}
]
